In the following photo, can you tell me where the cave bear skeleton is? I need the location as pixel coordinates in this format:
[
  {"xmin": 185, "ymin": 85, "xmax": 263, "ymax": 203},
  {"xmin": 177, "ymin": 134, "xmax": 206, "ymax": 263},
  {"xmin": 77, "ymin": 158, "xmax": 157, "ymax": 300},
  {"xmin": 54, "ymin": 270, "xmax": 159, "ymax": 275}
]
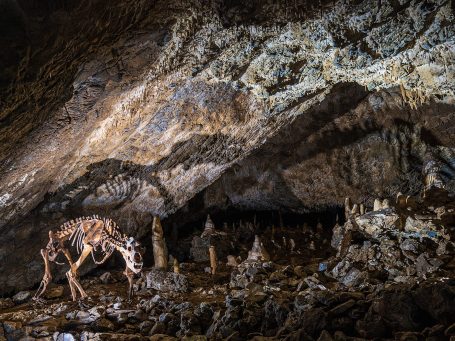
[{"xmin": 34, "ymin": 216, "xmax": 143, "ymax": 301}]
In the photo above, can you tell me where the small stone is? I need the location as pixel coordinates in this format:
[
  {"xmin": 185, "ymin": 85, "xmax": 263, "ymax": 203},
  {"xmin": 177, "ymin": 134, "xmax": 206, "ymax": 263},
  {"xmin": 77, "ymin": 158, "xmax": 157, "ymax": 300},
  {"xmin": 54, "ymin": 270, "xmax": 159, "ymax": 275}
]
[
  {"xmin": 226, "ymin": 255, "xmax": 238, "ymax": 267},
  {"xmin": 12, "ymin": 291, "xmax": 31, "ymax": 304},
  {"xmin": 2, "ymin": 321, "xmax": 22, "ymax": 334},
  {"xmin": 46, "ymin": 286, "xmax": 64, "ymax": 299},
  {"xmin": 159, "ymin": 312, "xmax": 175, "ymax": 324},
  {"xmin": 149, "ymin": 322, "xmax": 166, "ymax": 335},
  {"xmin": 139, "ymin": 320, "xmax": 153, "ymax": 333},
  {"xmin": 0, "ymin": 298, "xmax": 14, "ymax": 309},
  {"xmin": 128, "ymin": 309, "xmax": 147, "ymax": 322},
  {"xmin": 56, "ymin": 332, "xmax": 76, "ymax": 341},
  {"xmin": 329, "ymin": 299, "xmax": 355, "ymax": 315},
  {"xmin": 94, "ymin": 318, "xmax": 114, "ymax": 331},
  {"xmin": 100, "ymin": 272, "xmax": 113, "ymax": 284},
  {"xmin": 422, "ymin": 324, "xmax": 445, "ymax": 337}
]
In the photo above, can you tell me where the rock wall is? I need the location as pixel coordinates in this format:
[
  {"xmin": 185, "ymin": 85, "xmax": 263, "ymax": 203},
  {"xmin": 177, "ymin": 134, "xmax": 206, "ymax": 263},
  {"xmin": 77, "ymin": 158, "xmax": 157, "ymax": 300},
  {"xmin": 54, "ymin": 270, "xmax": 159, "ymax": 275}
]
[
  {"xmin": 197, "ymin": 87, "xmax": 455, "ymax": 213},
  {"xmin": 0, "ymin": 0, "xmax": 454, "ymax": 294}
]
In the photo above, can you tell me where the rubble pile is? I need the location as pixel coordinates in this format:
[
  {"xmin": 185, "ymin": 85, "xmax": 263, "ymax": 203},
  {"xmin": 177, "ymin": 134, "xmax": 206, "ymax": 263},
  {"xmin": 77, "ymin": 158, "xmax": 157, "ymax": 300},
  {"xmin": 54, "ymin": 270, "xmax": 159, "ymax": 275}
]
[
  {"xmin": 1, "ymin": 193, "xmax": 454, "ymax": 340},
  {"xmin": 330, "ymin": 192, "xmax": 455, "ymax": 288}
]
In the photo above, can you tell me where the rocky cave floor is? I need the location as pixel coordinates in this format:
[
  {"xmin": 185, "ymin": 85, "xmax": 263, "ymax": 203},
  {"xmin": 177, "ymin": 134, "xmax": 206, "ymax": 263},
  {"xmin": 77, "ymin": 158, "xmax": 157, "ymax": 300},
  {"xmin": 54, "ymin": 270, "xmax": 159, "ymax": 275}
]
[{"xmin": 1, "ymin": 190, "xmax": 455, "ymax": 341}]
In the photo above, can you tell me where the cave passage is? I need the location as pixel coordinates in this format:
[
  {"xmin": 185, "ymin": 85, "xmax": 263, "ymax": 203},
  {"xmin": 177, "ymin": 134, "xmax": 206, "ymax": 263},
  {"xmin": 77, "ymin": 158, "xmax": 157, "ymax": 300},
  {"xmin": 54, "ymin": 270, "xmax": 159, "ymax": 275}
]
[{"xmin": 0, "ymin": 0, "xmax": 454, "ymax": 340}]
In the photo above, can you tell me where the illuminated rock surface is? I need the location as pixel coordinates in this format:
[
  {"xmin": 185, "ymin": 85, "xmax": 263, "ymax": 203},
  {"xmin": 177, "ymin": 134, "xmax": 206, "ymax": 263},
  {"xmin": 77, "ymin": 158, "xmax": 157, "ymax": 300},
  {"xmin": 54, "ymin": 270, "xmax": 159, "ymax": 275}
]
[{"xmin": 0, "ymin": 0, "xmax": 454, "ymax": 339}]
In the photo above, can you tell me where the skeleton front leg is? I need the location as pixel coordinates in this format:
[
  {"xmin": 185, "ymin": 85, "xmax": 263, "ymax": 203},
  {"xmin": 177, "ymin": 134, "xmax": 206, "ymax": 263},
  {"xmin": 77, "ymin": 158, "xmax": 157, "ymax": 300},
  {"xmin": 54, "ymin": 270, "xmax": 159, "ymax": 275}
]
[
  {"xmin": 66, "ymin": 244, "xmax": 92, "ymax": 301},
  {"xmin": 62, "ymin": 247, "xmax": 77, "ymax": 301},
  {"xmin": 34, "ymin": 248, "xmax": 53, "ymax": 300},
  {"xmin": 124, "ymin": 266, "xmax": 134, "ymax": 301}
]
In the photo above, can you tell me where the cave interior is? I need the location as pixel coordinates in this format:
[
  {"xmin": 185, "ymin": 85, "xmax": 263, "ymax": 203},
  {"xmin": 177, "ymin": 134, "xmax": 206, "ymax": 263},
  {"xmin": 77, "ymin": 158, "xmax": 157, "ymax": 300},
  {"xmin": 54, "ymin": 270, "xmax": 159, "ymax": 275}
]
[{"xmin": 0, "ymin": 0, "xmax": 454, "ymax": 340}]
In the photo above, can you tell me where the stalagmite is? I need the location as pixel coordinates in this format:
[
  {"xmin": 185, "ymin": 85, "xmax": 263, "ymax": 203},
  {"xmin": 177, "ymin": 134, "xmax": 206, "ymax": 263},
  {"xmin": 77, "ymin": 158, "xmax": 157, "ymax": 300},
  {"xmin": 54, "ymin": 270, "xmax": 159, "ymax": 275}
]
[
  {"xmin": 309, "ymin": 240, "xmax": 316, "ymax": 250},
  {"xmin": 226, "ymin": 255, "xmax": 239, "ymax": 267},
  {"xmin": 201, "ymin": 215, "xmax": 215, "ymax": 238},
  {"xmin": 406, "ymin": 195, "xmax": 417, "ymax": 209},
  {"xmin": 302, "ymin": 222, "xmax": 309, "ymax": 233},
  {"xmin": 247, "ymin": 235, "xmax": 270, "ymax": 261},
  {"xmin": 382, "ymin": 199, "xmax": 390, "ymax": 209},
  {"xmin": 289, "ymin": 238, "xmax": 296, "ymax": 252},
  {"xmin": 316, "ymin": 220, "xmax": 323, "ymax": 233},
  {"xmin": 173, "ymin": 258, "xmax": 180, "ymax": 274},
  {"xmin": 152, "ymin": 216, "xmax": 168, "ymax": 270},
  {"xmin": 209, "ymin": 245, "xmax": 217, "ymax": 275},
  {"xmin": 344, "ymin": 197, "xmax": 352, "ymax": 219},
  {"xmin": 396, "ymin": 192, "xmax": 407, "ymax": 207},
  {"xmin": 423, "ymin": 156, "xmax": 445, "ymax": 196},
  {"xmin": 351, "ymin": 204, "xmax": 359, "ymax": 216},
  {"xmin": 373, "ymin": 198, "xmax": 382, "ymax": 211}
]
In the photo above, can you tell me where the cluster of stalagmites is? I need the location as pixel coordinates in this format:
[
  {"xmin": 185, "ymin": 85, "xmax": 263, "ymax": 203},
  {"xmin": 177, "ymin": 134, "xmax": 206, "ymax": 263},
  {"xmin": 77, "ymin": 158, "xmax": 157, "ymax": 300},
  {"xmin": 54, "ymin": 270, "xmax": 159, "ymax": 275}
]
[{"xmin": 1, "ymin": 176, "xmax": 454, "ymax": 340}]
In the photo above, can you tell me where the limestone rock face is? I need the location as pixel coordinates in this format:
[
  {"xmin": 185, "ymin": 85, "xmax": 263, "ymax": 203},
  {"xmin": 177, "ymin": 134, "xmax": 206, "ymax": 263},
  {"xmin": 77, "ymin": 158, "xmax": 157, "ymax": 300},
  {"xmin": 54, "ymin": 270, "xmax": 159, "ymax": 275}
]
[{"xmin": 0, "ymin": 0, "xmax": 454, "ymax": 294}]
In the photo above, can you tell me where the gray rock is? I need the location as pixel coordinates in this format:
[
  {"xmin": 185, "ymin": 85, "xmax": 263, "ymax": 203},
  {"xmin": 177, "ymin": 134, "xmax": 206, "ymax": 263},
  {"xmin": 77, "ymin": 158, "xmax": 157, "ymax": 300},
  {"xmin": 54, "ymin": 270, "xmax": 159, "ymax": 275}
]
[
  {"xmin": 149, "ymin": 321, "xmax": 166, "ymax": 336},
  {"xmin": 331, "ymin": 223, "xmax": 344, "ymax": 250},
  {"xmin": 56, "ymin": 333, "xmax": 76, "ymax": 341},
  {"xmin": 329, "ymin": 299, "xmax": 356, "ymax": 315},
  {"xmin": 415, "ymin": 253, "xmax": 443, "ymax": 277},
  {"xmin": 355, "ymin": 208, "xmax": 400, "ymax": 238},
  {"xmin": 330, "ymin": 260, "xmax": 364, "ymax": 287},
  {"xmin": 100, "ymin": 272, "xmax": 114, "ymax": 284},
  {"xmin": 139, "ymin": 320, "xmax": 153, "ymax": 334},
  {"xmin": 0, "ymin": 297, "xmax": 14, "ymax": 309},
  {"xmin": 146, "ymin": 269, "xmax": 189, "ymax": 293},
  {"xmin": 45, "ymin": 285, "xmax": 64, "ymax": 299},
  {"xmin": 12, "ymin": 290, "xmax": 31, "ymax": 304}
]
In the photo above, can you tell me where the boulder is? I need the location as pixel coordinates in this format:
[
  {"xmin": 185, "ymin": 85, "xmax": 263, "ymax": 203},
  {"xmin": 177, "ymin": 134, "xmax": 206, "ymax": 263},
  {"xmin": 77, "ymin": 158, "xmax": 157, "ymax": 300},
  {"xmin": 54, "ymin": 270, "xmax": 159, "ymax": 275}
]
[
  {"xmin": 146, "ymin": 269, "xmax": 189, "ymax": 293},
  {"xmin": 12, "ymin": 291, "xmax": 31, "ymax": 304},
  {"xmin": 46, "ymin": 285, "xmax": 64, "ymax": 299},
  {"xmin": 355, "ymin": 208, "xmax": 400, "ymax": 238},
  {"xmin": 0, "ymin": 298, "xmax": 14, "ymax": 309}
]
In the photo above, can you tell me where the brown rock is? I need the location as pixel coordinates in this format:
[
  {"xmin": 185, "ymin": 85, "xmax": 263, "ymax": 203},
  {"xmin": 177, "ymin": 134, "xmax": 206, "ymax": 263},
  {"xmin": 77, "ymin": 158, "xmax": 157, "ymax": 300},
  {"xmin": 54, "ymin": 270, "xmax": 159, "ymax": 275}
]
[
  {"xmin": 446, "ymin": 322, "xmax": 455, "ymax": 336},
  {"xmin": 329, "ymin": 299, "xmax": 356, "ymax": 315},
  {"xmin": 45, "ymin": 286, "xmax": 64, "ymax": 299}
]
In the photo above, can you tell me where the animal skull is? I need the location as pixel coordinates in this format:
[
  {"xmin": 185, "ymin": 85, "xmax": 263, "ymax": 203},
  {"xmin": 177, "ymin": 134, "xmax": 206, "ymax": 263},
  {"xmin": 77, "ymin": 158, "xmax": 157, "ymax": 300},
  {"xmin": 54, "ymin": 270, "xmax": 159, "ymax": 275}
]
[{"xmin": 121, "ymin": 237, "xmax": 143, "ymax": 273}]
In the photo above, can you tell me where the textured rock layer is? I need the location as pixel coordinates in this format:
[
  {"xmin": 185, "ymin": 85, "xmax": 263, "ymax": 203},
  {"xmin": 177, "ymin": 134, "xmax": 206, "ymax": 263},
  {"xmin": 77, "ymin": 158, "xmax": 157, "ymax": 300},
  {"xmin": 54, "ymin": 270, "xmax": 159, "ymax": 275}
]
[{"xmin": 0, "ymin": 0, "xmax": 454, "ymax": 293}]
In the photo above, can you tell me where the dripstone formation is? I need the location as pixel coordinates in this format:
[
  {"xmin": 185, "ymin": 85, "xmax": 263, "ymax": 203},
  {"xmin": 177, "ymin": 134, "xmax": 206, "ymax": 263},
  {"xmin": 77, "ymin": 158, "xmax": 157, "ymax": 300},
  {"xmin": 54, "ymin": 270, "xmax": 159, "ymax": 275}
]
[
  {"xmin": 0, "ymin": 0, "xmax": 454, "ymax": 340},
  {"xmin": 0, "ymin": 0, "xmax": 454, "ymax": 294},
  {"xmin": 1, "ymin": 183, "xmax": 454, "ymax": 340}
]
